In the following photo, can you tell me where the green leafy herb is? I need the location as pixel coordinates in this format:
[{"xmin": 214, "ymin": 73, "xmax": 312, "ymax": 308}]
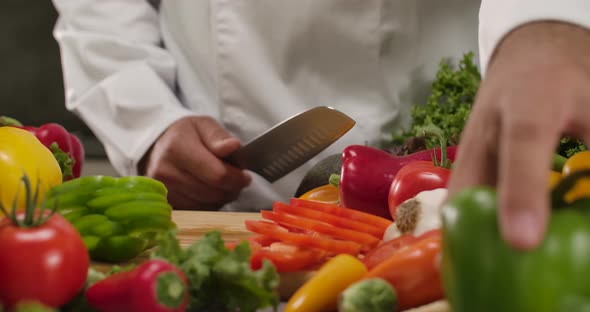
[
  {"xmin": 151, "ymin": 230, "xmax": 280, "ymax": 312},
  {"xmin": 391, "ymin": 51, "xmax": 587, "ymax": 157},
  {"xmin": 392, "ymin": 52, "xmax": 480, "ymax": 150}
]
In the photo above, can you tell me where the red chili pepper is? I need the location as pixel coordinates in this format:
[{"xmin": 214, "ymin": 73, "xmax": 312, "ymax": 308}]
[
  {"xmin": 85, "ymin": 259, "xmax": 189, "ymax": 312},
  {"xmin": 337, "ymin": 144, "xmax": 457, "ymax": 220},
  {"xmin": 0, "ymin": 117, "xmax": 85, "ymax": 180}
]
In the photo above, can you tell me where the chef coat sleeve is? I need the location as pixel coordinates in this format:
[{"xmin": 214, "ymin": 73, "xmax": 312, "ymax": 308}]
[
  {"xmin": 479, "ymin": 0, "xmax": 590, "ymax": 76},
  {"xmin": 52, "ymin": 0, "xmax": 197, "ymax": 176}
]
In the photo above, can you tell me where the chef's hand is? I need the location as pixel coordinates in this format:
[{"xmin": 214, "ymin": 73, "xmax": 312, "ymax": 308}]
[
  {"xmin": 448, "ymin": 22, "xmax": 590, "ymax": 250},
  {"xmin": 139, "ymin": 116, "xmax": 252, "ymax": 210}
]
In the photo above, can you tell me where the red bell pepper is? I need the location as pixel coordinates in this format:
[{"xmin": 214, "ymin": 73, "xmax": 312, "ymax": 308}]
[
  {"xmin": 85, "ymin": 259, "xmax": 189, "ymax": 312},
  {"xmin": 362, "ymin": 233, "xmax": 443, "ymax": 311},
  {"xmin": 336, "ymin": 144, "xmax": 457, "ymax": 220},
  {"xmin": 0, "ymin": 116, "xmax": 85, "ymax": 180}
]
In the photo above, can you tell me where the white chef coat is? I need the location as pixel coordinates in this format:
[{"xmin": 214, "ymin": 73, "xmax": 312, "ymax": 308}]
[{"xmin": 50, "ymin": 0, "xmax": 589, "ymax": 212}]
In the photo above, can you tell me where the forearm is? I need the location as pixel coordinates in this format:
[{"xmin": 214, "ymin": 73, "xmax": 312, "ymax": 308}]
[{"xmin": 52, "ymin": 0, "xmax": 196, "ymax": 175}]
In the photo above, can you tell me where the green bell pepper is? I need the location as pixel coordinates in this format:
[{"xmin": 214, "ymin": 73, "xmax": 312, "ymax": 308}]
[{"xmin": 442, "ymin": 169, "xmax": 590, "ymax": 312}]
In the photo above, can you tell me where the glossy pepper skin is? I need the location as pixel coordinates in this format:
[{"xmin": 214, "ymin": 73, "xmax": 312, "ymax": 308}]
[
  {"xmin": 0, "ymin": 116, "xmax": 85, "ymax": 180},
  {"xmin": 442, "ymin": 178, "xmax": 590, "ymax": 312},
  {"xmin": 86, "ymin": 259, "xmax": 189, "ymax": 312},
  {"xmin": 284, "ymin": 254, "xmax": 368, "ymax": 312},
  {"xmin": 339, "ymin": 145, "xmax": 457, "ymax": 219},
  {"xmin": 21, "ymin": 123, "xmax": 85, "ymax": 180}
]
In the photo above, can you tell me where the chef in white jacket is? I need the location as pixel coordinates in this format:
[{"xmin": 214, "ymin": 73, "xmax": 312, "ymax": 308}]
[
  {"xmin": 51, "ymin": 0, "xmax": 479, "ymax": 211},
  {"xmin": 52, "ymin": 1, "xmax": 590, "ymax": 250}
]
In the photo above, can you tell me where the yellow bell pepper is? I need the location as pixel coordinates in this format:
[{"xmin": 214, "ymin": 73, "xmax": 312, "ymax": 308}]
[
  {"xmin": 549, "ymin": 171, "xmax": 562, "ymax": 190},
  {"xmin": 299, "ymin": 184, "xmax": 340, "ymax": 204},
  {"xmin": 284, "ymin": 254, "xmax": 368, "ymax": 312},
  {"xmin": 0, "ymin": 127, "xmax": 62, "ymax": 212},
  {"xmin": 561, "ymin": 151, "xmax": 590, "ymax": 203}
]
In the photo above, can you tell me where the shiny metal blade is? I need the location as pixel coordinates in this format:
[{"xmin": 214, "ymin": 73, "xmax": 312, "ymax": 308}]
[{"xmin": 225, "ymin": 106, "xmax": 356, "ymax": 182}]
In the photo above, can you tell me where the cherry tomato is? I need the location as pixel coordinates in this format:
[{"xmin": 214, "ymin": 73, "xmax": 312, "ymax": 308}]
[
  {"xmin": 0, "ymin": 212, "xmax": 89, "ymax": 308},
  {"xmin": 388, "ymin": 161, "xmax": 450, "ymax": 219}
]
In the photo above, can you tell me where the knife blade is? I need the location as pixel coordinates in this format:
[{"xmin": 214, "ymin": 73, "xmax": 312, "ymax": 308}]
[{"xmin": 225, "ymin": 106, "xmax": 356, "ymax": 182}]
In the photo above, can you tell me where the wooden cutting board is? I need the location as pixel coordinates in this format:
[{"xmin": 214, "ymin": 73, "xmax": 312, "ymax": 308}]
[
  {"xmin": 93, "ymin": 211, "xmax": 449, "ymax": 312},
  {"xmin": 174, "ymin": 211, "xmax": 449, "ymax": 312}
]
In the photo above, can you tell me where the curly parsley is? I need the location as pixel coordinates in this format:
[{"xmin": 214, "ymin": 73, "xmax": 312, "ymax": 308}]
[
  {"xmin": 392, "ymin": 52, "xmax": 480, "ymax": 150},
  {"xmin": 391, "ymin": 51, "xmax": 586, "ymax": 157}
]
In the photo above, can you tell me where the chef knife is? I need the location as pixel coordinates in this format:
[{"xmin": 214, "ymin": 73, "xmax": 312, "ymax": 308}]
[{"xmin": 225, "ymin": 106, "xmax": 356, "ymax": 182}]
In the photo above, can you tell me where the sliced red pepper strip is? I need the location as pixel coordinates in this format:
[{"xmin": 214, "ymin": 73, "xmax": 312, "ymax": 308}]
[
  {"xmin": 273, "ymin": 202, "xmax": 383, "ymax": 238},
  {"xmin": 248, "ymin": 235, "xmax": 280, "ymax": 247},
  {"xmin": 245, "ymin": 220, "xmax": 362, "ymax": 256},
  {"xmin": 261, "ymin": 210, "xmax": 379, "ymax": 249},
  {"xmin": 290, "ymin": 198, "xmax": 393, "ymax": 231},
  {"xmin": 250, "ymin": 247, "xmax": 324, "ymax": 272}
]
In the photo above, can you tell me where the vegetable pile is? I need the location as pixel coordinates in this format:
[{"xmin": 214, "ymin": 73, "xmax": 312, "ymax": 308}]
[{"xmin": 43, "ymin": 175, "xmax": 176, "ymax": 263}]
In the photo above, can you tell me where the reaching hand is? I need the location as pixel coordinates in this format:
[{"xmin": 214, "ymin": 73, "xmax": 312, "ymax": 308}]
[
  {"xmin": 139, "ymin": 116, "xmax": 252, "ymax": 210},
  {"xmin": 448, "ymin": 22, "xmax": 590, "ymax": 250}
]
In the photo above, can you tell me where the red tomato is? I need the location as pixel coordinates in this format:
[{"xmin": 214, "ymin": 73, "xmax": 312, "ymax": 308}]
[
  {"xmin": 388, "ymin": 161, "xmax": 450, "ymax": 219},
  {"xmin": 0, "ymin": 212, "xmax": 89, "ymax": 308}
]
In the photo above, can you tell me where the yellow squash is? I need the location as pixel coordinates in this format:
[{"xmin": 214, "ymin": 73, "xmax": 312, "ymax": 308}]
[
  {"xmin": 0, "ymin": 127, "xmax": 62, "ymax": 212},
  {"xmin": 284, "ymin": 254, "xmax": 368, "ymax": 312}
]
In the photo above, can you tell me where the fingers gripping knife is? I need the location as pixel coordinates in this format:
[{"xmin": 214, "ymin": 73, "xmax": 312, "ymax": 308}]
[{"xmin": 225, "ymin": 106, "xmax": 356, "ymax": 182}]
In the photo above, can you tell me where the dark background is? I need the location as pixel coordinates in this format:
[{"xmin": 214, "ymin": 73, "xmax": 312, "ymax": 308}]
[{"xmin": 0, "ymin": 1, "xmax": 105, "ymax": 157}]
